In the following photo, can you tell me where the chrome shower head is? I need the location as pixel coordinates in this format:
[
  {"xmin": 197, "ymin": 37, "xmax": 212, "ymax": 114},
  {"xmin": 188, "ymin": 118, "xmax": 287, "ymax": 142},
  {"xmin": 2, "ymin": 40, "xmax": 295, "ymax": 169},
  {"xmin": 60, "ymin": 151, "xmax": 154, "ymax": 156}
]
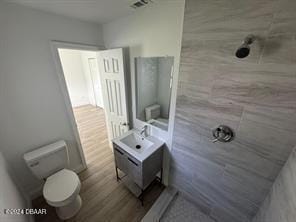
[
  {"xmin": 235, "ymin": 35, "xmax": 255, "ymax": 59},
  {"xmin": 236, "ymin": 44, "xmax": 250, "ymax": 58}
]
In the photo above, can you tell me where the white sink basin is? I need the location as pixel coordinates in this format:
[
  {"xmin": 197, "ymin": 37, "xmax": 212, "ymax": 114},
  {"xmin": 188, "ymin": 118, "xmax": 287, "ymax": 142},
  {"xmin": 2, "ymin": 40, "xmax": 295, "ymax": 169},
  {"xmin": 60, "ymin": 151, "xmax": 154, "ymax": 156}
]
[
  {"xmin": 112, "ymin": 129, "xmax": 164, "ymax": 162},
  {"xmin": 120, "ymin": 132, "xmax": 153, "ymax": 152}
]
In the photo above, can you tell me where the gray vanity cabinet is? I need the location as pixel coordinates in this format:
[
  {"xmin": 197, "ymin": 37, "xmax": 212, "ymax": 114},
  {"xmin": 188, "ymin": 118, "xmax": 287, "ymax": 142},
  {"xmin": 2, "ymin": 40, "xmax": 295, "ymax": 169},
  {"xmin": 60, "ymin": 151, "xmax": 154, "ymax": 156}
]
[{"xmin": 113, "ymin": 143, "xmax": 163, "ymax": 190}]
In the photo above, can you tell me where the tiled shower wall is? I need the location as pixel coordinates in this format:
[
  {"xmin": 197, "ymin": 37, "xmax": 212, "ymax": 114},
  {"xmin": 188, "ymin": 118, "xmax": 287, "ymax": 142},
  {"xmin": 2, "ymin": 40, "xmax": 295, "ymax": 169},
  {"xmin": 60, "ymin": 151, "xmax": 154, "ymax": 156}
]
[
  {"xmin": 170, "ymin": 0, "xmax": 296, "ymax": 221},
  {"xmin": 252, "ymin": 146, "xmax": 296, "ymax": 222}
]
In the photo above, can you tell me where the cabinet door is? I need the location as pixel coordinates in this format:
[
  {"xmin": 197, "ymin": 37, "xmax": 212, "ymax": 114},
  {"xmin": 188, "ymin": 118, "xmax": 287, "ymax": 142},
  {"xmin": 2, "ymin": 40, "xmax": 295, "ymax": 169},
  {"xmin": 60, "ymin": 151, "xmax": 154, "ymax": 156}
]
[
  {"xmin": 126, "ymin": 154, "xmax": 142, "ymax": 188},
  {"xmin": 113, "ymin": 146, "xmax": 127, "ymax": 173}
]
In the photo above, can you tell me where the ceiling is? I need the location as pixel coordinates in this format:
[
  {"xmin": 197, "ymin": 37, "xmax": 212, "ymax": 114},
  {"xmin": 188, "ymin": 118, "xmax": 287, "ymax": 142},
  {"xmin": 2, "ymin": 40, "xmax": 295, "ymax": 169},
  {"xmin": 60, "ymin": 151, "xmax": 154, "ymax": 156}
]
[{"xmin": 4, "ymin": 0, "xmax": 142, "ymax": 24}]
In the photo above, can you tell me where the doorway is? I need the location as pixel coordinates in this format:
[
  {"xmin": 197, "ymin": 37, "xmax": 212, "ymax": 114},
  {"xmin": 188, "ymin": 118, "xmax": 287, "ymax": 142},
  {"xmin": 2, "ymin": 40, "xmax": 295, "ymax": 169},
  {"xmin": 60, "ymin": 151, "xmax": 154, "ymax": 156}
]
[
  {"xmin": 57, "ymin": 48, "xmax": 107, "ymax": 165},
  {"xmin": 52, "ymin": 42, "xmax": 130, "ymax": 169}
]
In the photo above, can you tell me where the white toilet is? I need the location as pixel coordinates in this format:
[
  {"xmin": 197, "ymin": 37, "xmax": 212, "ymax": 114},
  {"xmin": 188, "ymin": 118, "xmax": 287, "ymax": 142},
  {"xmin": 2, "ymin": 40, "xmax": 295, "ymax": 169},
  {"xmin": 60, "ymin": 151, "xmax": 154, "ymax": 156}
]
[{"xmin": 24, "ymin": 140, "xmax": 82, "ymax": 220}]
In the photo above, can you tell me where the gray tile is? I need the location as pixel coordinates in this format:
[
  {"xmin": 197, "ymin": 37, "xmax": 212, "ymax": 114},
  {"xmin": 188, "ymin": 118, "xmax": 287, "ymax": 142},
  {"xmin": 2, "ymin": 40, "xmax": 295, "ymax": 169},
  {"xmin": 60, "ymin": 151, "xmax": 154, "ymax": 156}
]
[
  {"xmin": 173, "ymin": 134, "xmax": 281, "ymax": 181},
  {"xmin": 169, "ymin": 166, "xmax": 193, "ymax": 194},
  {"xmin": 252, "ymin": 148, "xmax": 296, "ymax": 222},
  {"xmin": 210, "ymin": 64, "xmax": 296, "ymax": 112},
  {"xmin": 190, "ymin": 170, "xmax": 256, "ymax": 222},
  {"xmin": 242, "ymin": 106, "xmax": 296, "ymax": 132},
  {"xmin": 260, "ymin": 35, "xmax": 296, "ymax": 64},
  {"xmin": 175, "ymin": 95, "xmax": 243, "ymax": 138},
  {"xmin": 171, "ymin": 143, "xmax": 269, "ymax": 220},
  {"xmin": 237, "ymin": 114, "xmax": 296, "ymax": 164},
  {"xmin": 181, "ymin": 38, "xmax": 263, "ymax": 65},
  {"xmin": 270, "ymin": 0, "xmax": 296, "ymax": 35},
  {"xmin": 178, "ymin": 81, "xmax": 211, "ymax": 100},
  {"xmin": 169, "ymin": 166, "xmax": 215, "ymax": 214},
  {"xmin": 183, "ymin": 0, "xmax": 274, "ymax": 41},
  {"xmin": 211, "ymin": 204, "xmax": 250, "ymax": 222},
  {"xmin": 178, "ymin": 64, "xmax": 218, "ymax": 99},
  {"xmin": 171, "ymin": 145, "xmax": 225, "ymax": 179},
  {"xmin": 178, "ymin": 187, "xmax": 214, "ymax": 217},
  {"xmin": 223, "ymin": 165, "xmax": 273, "ymax": 205}
]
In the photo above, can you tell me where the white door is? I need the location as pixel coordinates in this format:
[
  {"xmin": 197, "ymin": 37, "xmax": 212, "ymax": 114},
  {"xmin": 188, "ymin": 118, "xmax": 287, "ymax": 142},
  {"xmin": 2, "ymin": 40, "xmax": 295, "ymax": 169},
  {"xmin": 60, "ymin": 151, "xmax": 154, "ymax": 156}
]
[
  {"xmin": 88, "ymin": 58, "xmax": 104, "ymax": 108},
  {"xmin": 97, "ymin": 48, "xmax": 129, "ymax": 142}
]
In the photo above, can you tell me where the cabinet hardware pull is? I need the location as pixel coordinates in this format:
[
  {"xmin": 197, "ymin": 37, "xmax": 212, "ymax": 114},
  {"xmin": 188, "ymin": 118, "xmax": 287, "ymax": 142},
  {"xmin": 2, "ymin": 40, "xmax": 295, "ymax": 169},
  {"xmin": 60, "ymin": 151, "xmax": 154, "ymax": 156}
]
[
  {"xmin": 115, "ymin": 148, "xmax": 124, "ymax": 155},
  {"xmin": 128, "ymin": 157, "xmax": 138, "ymax": 166}
]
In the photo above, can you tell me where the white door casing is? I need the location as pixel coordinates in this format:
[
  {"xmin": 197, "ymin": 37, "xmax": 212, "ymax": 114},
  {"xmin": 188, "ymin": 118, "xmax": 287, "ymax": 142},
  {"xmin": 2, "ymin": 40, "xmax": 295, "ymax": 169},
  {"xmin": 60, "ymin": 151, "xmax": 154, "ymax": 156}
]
[{"xmin": 97, "ymin": 48, "xmax": 129, "ymax": 143}]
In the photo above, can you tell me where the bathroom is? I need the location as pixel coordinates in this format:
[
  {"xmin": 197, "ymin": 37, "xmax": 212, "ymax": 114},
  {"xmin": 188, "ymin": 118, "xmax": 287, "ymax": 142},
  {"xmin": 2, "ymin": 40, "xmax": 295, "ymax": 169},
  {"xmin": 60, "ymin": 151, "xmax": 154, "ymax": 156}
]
[{"xmin": 0, "ymin": 0, "xmax": 295, "ymax": 222}]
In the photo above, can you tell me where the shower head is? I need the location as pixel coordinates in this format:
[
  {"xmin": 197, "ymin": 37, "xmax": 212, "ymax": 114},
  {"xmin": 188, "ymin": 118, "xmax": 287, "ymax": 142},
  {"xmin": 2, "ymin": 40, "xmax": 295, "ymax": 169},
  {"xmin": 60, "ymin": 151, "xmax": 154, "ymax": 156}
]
[
  {"xmin": 235, "ymin": 35, "xmax": 255, "ymax": 59},
  {"xmin": 236, "ymin": 44, "xmax": 250, "ymax": 58}
]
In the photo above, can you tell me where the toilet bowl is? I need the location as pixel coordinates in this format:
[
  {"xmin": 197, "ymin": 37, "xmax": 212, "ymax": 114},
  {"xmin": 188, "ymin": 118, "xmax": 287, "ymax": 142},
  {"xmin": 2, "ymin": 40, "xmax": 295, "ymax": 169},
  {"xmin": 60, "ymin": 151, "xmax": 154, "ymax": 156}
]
[
  {"xmin": 23, "ymin": 140, "xmax": 82, "ymax": 220},
  {"xmin": 43, "ymin": 169, "xmax": 82, "ymax": 219}
]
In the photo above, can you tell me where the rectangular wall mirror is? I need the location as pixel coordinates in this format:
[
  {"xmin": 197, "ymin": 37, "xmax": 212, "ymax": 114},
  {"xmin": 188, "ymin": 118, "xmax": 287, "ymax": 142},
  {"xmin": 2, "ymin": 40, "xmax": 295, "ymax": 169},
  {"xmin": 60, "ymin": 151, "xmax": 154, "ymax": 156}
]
[{"xmin": 135, "ymin": 56, "xmax": 174, "ymax": 131}]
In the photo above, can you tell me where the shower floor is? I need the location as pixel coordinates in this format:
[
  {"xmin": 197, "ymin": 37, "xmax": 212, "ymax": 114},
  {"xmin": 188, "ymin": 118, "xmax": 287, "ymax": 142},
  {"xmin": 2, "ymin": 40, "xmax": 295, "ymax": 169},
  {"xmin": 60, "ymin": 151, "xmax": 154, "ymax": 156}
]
[{"xmin": 160, "ymin": 195, "xmax": 215, "ymax": 222}]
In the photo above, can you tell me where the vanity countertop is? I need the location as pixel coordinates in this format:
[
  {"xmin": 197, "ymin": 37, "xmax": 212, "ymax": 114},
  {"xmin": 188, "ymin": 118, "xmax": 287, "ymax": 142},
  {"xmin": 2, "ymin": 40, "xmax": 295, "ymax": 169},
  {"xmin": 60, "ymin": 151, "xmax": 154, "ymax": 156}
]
[{"xmin": 112, "ymin": 129, "xmax": 164, "ymax": 162}]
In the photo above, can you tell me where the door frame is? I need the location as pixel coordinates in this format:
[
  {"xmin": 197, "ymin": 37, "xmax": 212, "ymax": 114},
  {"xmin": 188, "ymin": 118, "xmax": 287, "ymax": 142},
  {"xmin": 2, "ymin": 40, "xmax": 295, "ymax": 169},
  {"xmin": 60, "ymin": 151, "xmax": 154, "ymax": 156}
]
[{"xmin": 51, "ymin": 41, "xmax": 105, "ymax": 172}]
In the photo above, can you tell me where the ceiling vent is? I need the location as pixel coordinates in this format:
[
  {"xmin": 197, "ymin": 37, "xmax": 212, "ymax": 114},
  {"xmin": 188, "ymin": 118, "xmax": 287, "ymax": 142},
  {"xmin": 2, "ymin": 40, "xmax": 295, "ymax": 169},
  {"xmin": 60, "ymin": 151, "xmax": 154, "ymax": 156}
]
[{"xmin": 130, "ymin": 0, "xmax": 152, "ymax": 9}]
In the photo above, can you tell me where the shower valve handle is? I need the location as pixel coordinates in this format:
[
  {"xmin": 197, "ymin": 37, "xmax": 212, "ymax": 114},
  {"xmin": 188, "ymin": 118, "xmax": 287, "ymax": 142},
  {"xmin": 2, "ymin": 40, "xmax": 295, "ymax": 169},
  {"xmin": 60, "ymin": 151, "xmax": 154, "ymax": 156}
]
[
  {"xmin": 212, "ymin": 125, "xmax": 234, "ymax": 143},
  {"xmin": 212, "ymin": 138, "xmax": 219, "ymax": 143}
]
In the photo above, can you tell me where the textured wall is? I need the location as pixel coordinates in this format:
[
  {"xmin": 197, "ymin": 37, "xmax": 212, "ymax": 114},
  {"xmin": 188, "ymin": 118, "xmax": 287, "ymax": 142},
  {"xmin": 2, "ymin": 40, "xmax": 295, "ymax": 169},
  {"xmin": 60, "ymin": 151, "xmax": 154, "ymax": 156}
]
[
  {"xmin": 252, "ymin": 146, "xmax": 296, "ymax": 222},
  {"xmin": 170, "ymin": 0, "xmax": 296, "ymax": 221}
]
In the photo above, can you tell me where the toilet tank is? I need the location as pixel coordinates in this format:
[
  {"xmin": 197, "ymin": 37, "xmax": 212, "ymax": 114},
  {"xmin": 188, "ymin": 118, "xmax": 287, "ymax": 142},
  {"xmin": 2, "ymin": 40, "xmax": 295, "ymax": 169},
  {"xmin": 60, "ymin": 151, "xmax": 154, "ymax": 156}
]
[{"xmin": 23, "ymin": 140, "xmax": 69, "ymax": 179}]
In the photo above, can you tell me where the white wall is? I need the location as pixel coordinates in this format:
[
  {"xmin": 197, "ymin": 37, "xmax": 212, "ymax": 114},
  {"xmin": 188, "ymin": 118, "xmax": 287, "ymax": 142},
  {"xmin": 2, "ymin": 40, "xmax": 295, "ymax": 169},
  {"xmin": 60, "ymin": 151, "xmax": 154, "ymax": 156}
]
[
  {"xmin": 58, "ymin": 49, "xmax": 90, "ymax": 107},
  {"xmin": 103, "ymin": 0, "xmax": 185, "ymax": 184},
  {"xmin": 0, "ymin": 151, "xmax": 32, "ymax": 222},
  {"xmin": 0, "ymin": 1, "xmax": 103, "ymax": 197}
]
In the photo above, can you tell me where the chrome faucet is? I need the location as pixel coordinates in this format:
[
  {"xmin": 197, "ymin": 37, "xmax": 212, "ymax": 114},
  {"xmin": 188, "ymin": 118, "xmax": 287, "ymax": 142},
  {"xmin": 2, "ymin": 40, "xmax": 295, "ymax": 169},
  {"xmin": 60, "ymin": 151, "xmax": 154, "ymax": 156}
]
[{"xmin": 140, "ymin": 125, "xmax": 148, "ymax": 137}]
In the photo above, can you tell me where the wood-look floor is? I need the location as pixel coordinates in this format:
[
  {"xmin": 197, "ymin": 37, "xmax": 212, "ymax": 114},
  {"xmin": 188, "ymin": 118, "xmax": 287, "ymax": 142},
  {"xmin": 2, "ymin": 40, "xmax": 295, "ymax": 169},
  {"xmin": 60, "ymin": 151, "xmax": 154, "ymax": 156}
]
[{"xmin": 33, "ymin": 105, "xmax": 164, "ymax": 222}]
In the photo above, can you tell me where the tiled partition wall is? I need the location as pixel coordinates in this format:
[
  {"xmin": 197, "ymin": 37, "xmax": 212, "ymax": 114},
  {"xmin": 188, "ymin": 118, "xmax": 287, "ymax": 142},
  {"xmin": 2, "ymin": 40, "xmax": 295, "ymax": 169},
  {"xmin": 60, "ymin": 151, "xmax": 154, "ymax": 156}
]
[
  {"xmin": 170, "ymin": 0, "xmax": 296, "ymax": 221},
  {"xmin": 252, "ymin": 146, "xmax": 296, "ymax": 222}
]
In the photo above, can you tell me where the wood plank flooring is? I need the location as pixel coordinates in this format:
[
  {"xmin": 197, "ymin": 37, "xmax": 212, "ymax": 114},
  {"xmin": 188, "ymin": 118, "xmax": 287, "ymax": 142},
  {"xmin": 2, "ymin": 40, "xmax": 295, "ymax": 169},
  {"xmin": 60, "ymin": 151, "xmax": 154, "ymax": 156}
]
[{"xmin": 33, "ymin": 105, "xmax": 164, "ymax": 222}]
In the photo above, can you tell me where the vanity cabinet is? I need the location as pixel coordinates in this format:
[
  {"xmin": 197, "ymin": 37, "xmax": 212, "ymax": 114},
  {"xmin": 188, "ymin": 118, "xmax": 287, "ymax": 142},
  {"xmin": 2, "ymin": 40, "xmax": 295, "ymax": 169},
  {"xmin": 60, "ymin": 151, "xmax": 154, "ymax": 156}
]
[{"xmin": 113, "ymin": 143, "xmax": 163, "ymax": 190}]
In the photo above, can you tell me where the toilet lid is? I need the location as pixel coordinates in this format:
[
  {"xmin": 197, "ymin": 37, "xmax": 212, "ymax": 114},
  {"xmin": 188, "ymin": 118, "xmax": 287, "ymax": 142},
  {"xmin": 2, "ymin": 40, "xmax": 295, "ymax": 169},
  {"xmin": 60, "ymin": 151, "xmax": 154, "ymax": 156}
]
[{"xmin": 43, "ymin": 169, "xmax": 80, "ymax": 203}]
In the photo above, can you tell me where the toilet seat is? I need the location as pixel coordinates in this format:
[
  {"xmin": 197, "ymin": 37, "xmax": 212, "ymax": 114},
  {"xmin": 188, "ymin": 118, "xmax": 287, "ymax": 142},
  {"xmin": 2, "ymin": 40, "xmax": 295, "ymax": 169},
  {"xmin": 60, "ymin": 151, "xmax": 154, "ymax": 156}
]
[{"xmin": 43, "ymin": 169, "xmax": 81, "ymax": 207}]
